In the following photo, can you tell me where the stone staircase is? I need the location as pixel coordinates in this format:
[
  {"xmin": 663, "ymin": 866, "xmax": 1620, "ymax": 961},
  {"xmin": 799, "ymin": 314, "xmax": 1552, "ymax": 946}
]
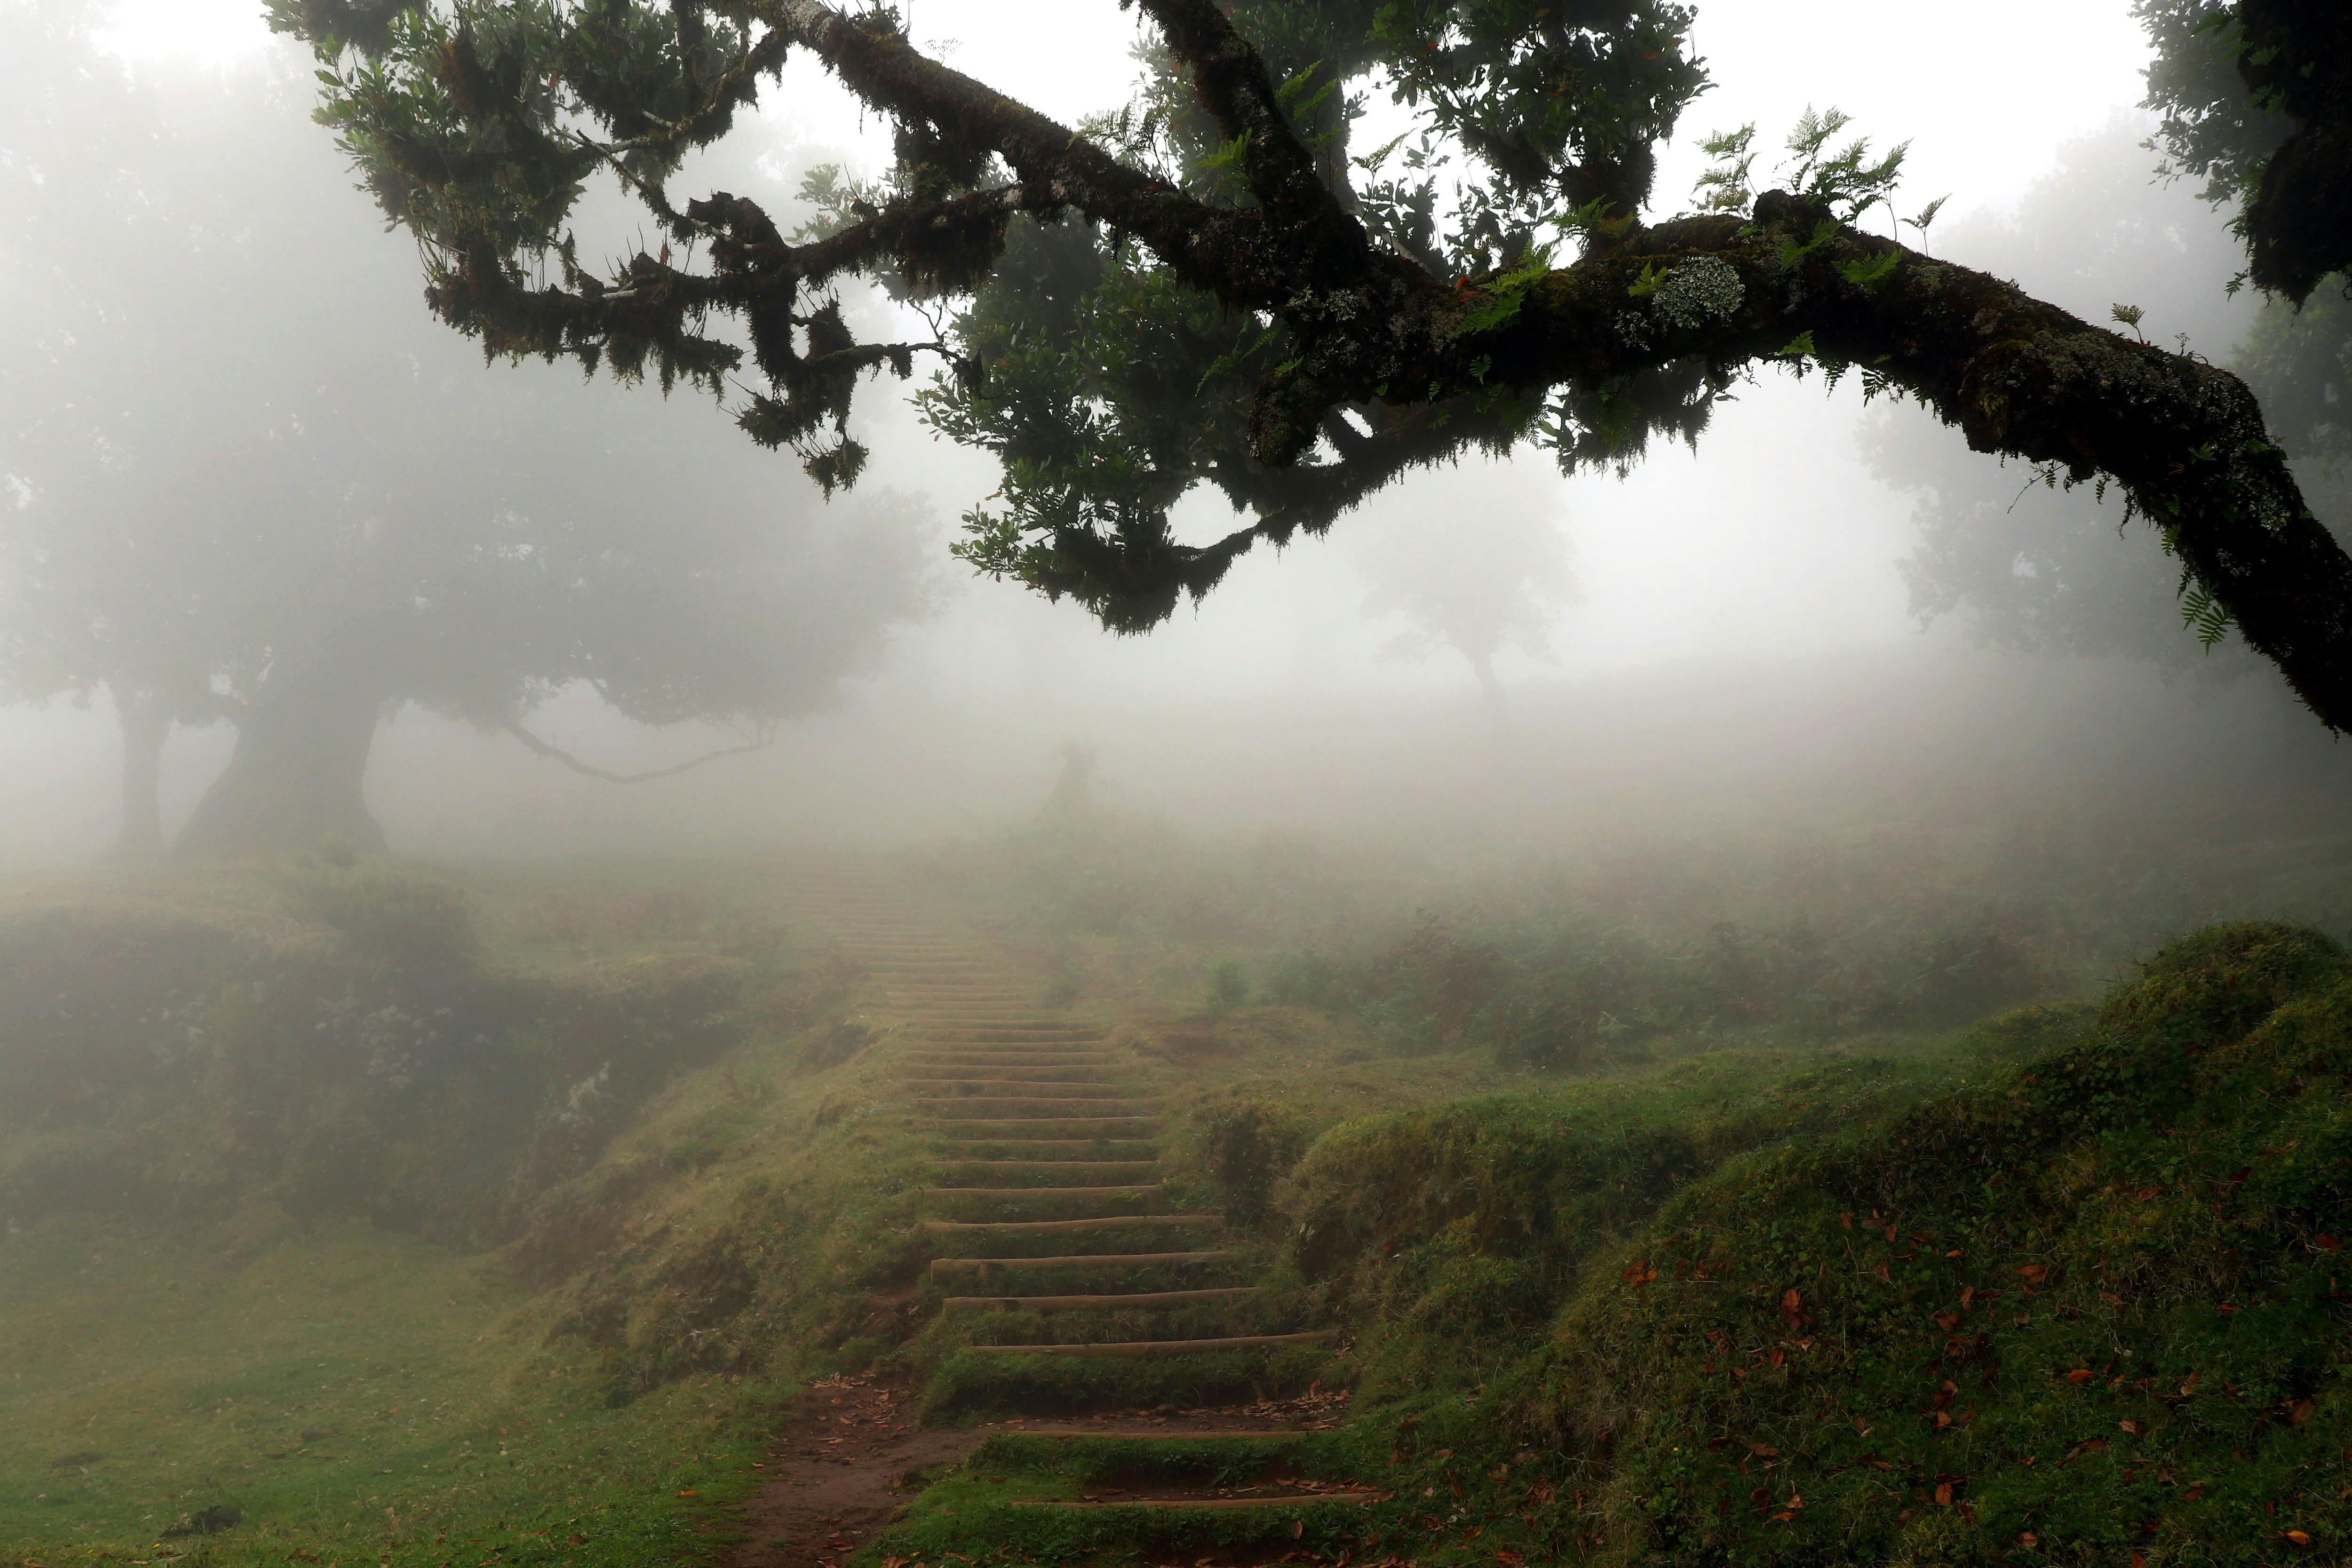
[{"xmin": 783, "ymin": 865, "xmax": 1365, "ymax": 1550}]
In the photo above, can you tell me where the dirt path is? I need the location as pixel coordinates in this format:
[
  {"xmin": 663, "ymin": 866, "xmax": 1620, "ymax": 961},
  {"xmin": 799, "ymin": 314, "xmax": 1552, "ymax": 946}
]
[{"xmin": 723, "ymin": 1376, "xmax": 985, "ymax": 1568}]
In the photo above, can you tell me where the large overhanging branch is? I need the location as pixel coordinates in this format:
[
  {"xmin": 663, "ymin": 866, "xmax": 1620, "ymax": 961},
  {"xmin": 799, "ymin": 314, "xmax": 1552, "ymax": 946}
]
[{"xmin": 280, "ymin": 0, "xmax": 2352, "ymax": 730}]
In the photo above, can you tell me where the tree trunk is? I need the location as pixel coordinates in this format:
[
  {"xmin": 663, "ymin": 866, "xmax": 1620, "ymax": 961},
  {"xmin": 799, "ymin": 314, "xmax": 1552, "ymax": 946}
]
[
  {"xmin": 112, "ymin": 686, "xmax": 171, "ymax": 857},
  {"xmin": 1464, "ymin": 649, "xmax": 1508, "ymax": 731},
  {"xmin": 173, "ymin": 662, "xmax": 388, "ymax": 857}
]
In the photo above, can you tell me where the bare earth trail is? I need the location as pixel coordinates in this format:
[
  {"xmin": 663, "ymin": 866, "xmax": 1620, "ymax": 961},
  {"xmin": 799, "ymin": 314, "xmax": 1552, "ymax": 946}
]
[
  {"xmin": 723, "ymin": 867, "xmax": 1367, "ymax": 1568},
  {"xmin": 723, "ymin": 1375, "xmax": 981, "ymax": 1568}
]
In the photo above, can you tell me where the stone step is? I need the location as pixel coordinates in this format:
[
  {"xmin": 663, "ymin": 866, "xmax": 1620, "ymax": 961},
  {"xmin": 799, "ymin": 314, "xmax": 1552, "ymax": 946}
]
[
  {"xmin": 922, "ymin": 1138, "xmax": 1160, "ymax": 1154},
  {"xmin": 918, "ymin": 1118, "xmax": 1160, "ymax": 1135},
  {"xmin": 965, "ymin": 1331, "xmax": 1335, "ymax": 1358},
  {"xmin": 921, "ymin": 1184, "xmax": 1162, "ymax": 1201},
  {"xmin": 911, "ymin": 1086, "xmax": 1140, "ymax": 1100},
  {"xmin": 903, "ymin": 1067, "xmax": 1124, "ymax": 1081},
  {"xmin": 941, "ymin": 1286, "xmax": 1260, "ymax": 1312},
  {"xmin": 930, "ymin": 1250, "xmax": 1239, "ymax": 1278},
  {"xmin": 906, "ymin": 1068, "xmax": 1132, "ymax": 1083},
  {"xmin": 906, "ymin": 1049, "xmax": 1116, "ymax": 1058},
  {"xmin": 923, "ymin": 1162, "xmax": 1160, "ymax": 1180},
  {"xmin": 920, "ymin": 1214, "xmax": 1216, "ymax": 1235},
  {"xmin": 913, "ymin": 1105, "xmax": 1152, "ymax": 1114},
  {"xmin": 995, "ymin": 1427, "xmax": 1307, "ymax": 1441},
  {"xmin": 1008, "ymin": 1490, "xmax": 1382, "ymax": 1510}
]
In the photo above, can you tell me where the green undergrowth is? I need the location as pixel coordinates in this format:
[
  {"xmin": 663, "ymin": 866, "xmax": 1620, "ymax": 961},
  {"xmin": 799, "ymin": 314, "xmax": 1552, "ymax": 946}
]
[
  {"xmin": 16, "ymin": 845, "xmax": 2352, "ymax": 1566},
  {"xmin": 0, "ymin": 855, "xmax": 946, "ymax": 1562},
  {"xmin": 1531, "ymin": 920, "xmax": 2352, "ymax": 1564},
  {"xmin": 1257, "ymin": 922, "xmax": 2352, "ymax": 1566}
]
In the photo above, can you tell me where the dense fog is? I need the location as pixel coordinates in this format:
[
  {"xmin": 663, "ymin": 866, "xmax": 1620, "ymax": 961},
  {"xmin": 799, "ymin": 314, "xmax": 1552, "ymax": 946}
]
[{"xmin": 11, "ymin": 6, "xmax": 2352, "ymax": 1562}]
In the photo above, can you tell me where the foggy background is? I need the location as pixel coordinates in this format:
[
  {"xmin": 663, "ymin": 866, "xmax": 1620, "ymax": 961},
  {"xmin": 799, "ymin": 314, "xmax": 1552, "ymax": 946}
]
[{"xmin": 5, "ymin": 0, "xmax": 2344, "ymax": 868}]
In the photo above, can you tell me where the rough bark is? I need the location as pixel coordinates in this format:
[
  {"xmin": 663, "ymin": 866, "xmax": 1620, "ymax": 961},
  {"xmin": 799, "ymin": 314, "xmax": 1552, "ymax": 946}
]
[{"xmin": 173, "ymin": 661, "xmax": 388, "ymax": 857}]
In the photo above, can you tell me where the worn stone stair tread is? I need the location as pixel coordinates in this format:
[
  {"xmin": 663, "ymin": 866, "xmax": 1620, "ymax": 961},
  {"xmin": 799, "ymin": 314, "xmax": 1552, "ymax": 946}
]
[
  {"xmin": 925, "ymin": 1099, "xmax": 1158, "ymax": 1114},
  {"xmin": 923, "ymin": 1119, "xmax": 1161, "ymax": 1133},
  {"xmin": 930, "ymin": 1250, "xmax": 1239, "ymax": 1276},
  {"xmin": 906, "ymin": 1079, "xmax": 1130, "ymax": 1092},
  {"xmin": 903, "ymin": 1056, "xmax": 1121, "ymax": 1066},
  {"xmin": 1011, "ymin": 1495, "xmax": 1374, "ymax": 1505},
  {"xmin": 920, "ymin": 1184, "xmax": 1163, "ymax": 1199},
  {"xmin": 942, "ymin": 1286, "xmax": 1261, "ymax": 1311},
  {"xmin": 998, "ymin": 1426, "xmax": 1307, "ymax": 1441},
  {"xmin": 921, "ymin": 1214, "xmax": 1215, "ymax": 1234},
  {"xmin": 910, "ymin": 1076, "xmax": 1135, "ymax": 1088},
  {"xmin": 924, "ymin": 1161, "xmax": 1160, "ymax": 1177},
  {"xmin": 927, "ymin": 1142, "xmax": 1161, "ymax": 1158},
  {"xmin": 904, "ymin": 1047, "xmax": 1118, "ymax": 1056},
  {"xmin": 965, "ymin": 1331, "xmax": 1337, "ymax": 1357}
]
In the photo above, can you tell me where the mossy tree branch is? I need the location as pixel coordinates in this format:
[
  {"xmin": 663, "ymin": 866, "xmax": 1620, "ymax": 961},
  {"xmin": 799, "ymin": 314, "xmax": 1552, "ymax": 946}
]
[{"xmin": 274, "ymin": 0, "xmax": 2352, "ymax": 728}]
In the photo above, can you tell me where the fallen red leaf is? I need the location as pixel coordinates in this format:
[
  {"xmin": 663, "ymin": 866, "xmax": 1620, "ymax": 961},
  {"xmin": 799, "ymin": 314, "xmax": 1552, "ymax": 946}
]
[
  {"xmin": 1934, "ymin": 1311, "xmax": 1960, "ymax": 1333},
  {"xmin": 2285, "ymin": 1529, "xmax": 2313, "ymax": 1546},
  {"xmin": 2066, "ymin": 1370, "xmax": 2094, "ymax": 1383},
  {"xmin": 2017, "ymin": 1264, "xmax": 2049, "ymax": 1285},
  {"xmin": 2319, "ymin": 1235, "xmax": 2343, "ymax": 1251},
  {"xmin": 1933, "ymin": 1483, "xmax": 1953, "ymax": 1507}
]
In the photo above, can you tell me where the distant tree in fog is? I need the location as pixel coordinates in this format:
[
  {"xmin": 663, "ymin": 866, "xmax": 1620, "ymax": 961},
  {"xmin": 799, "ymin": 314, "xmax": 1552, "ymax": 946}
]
[
  {"xmin": 2136, "ymin": 1, "xmax": 2352, "ymax": 475},
  {"xmin": 2136, "ymin": 0, "xmax": 2350, "ymax": 309},
  {"xmin": 266, "ymin": 0, "xmax": 2352, "ymax": 730},
  {"xmin": 0, "ymin": 6, "xmax": 932, "ymax": 855},
  {"xmin": 1356, "ymin": 471, "xmax": 1575, "ymax": 713}
]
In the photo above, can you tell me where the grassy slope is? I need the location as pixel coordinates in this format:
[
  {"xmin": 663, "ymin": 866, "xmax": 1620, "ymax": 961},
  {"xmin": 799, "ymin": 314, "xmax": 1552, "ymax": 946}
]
[
  {"xmin": 0, "ymin": 858, "xmax": 852, "ymax": 1565},
  {"xmin": 14, "ymin": 839, "xmax": 2352, "ymax": 1566},
  {"xmin": 857, "ymin": 929, "xmax": 2352, "ymax": 1567},
  {"xmin": 0, "ymin": 1216, "xmax": 769, "ymax": 1566}
]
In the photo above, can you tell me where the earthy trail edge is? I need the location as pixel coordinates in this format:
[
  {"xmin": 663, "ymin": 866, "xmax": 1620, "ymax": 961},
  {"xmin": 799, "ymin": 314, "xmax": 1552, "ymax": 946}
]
[{"xmin": 723, "ymin": 1375, "xmax": 984, "ymax": 1568}]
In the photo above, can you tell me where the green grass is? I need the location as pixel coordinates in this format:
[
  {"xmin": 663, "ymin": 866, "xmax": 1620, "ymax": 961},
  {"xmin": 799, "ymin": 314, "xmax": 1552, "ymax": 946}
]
[
  {"xmin": 0, "ymin": 1212, "xmax": 771, "ymax": 1565},
  {"xmin": 14, "ymin": 833, "xmax": 2352, "ymax": 1568}
]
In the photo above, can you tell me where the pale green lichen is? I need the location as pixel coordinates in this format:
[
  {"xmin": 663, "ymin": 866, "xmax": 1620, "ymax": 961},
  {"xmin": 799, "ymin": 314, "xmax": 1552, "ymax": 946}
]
[{"xmin": 1649, "ymin": 256, "xmax": 1745, "ymax": 333}]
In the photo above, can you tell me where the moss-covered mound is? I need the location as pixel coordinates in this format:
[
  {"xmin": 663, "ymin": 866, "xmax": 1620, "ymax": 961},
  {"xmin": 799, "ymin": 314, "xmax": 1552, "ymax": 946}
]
[{"xmin": 1319, "ymin": 923, "xmax": 2352, "ymax": 1564}]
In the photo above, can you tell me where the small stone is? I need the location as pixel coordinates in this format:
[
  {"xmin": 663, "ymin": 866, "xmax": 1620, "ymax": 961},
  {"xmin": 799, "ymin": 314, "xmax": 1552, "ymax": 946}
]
[{"xmin": 160, "ymin": 1505, "xmax": 242, "ymax": 1538}]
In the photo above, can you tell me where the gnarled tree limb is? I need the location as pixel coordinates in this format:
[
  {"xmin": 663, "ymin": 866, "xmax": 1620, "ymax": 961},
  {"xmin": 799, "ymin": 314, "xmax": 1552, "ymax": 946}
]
[{"xmin": 278, "ymin": 0, "xmax": 2352, "ymax": 729}]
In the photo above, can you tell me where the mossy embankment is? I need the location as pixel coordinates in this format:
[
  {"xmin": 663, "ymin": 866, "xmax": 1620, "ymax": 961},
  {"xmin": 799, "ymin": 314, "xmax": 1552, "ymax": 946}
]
[{"xmin": 859, "ymin": 923, "xmax": 2352, "ymax": 1567}]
